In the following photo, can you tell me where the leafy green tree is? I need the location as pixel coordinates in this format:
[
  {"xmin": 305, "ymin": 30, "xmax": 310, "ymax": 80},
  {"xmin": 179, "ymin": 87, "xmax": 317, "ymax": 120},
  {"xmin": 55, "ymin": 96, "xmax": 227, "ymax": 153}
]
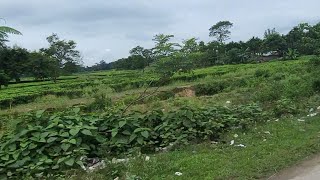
[
  {"xmin": 0, "ymin": 70, "xmax": 10, "ymax": 89},
  {"xmin": 152, "ymin": 34, "xmax": 178, "ymax": 59},
  {"xmin": 284, "ymin": 48, "xmax": 299, "ymax": 60},
  {"xmin": 209, "ymin": 21, "xmax": 233, "ymax": 43},
  {"xmin": 246, "ymin": 37, "xmax": 263, "ymax": 57},
  {"xmin": 41, "ymin": 34, "xmax": 81, "ymax": 75},
  {"xmin": 263, "ymin": 33, "xmax": 287, "ymax": 55},
  {"xmin": 0, "ymin": 46, "xmax": 29, "ymax": 82},
  {"xmin": 180, "ymin": 38, "xmax": 199, "ymax": 54},
  {"xmin": 264, "ymin": 28, "xmax": 278, "ymax": 38},
  {"xmin": 28, "ymin": 52, "xmax": 60, "ymax": 81}
]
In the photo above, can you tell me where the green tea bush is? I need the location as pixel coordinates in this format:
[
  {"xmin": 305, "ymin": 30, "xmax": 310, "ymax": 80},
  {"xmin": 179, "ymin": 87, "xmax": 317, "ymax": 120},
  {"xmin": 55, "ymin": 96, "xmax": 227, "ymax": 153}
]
[
  {"xmin": 309, "ymin": 57, "xmax": 320, "ymax": 66},
  {"xmin": 312, "ymin": 79, "xmax": 320, "ymax": 92},
  {"xmin": 194, "ymin": 82, "xmax": 227, "ymax": 96},
  {"xmin": 254, "ymin": 69, "xmax": 271, "ymax": 78}
]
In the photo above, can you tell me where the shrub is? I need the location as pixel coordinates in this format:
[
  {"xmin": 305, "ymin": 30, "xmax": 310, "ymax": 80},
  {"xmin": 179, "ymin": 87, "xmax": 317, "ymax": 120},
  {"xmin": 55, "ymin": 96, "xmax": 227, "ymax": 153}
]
[
  {"xmin": 194, "ymin": 82, "xmax": 227, "ymax": 96},
  {"xmin": 254, "ymin": 69, "xmax": 271, "ymax": 78},
  {"xmin": 0, "ymin": 104, "xmax": 264, "ymax": 178},
  {"xmin": 312, "ymin": 79, "xmax": 320, "ymax": 92},
  {"xmin": 272, "ymin": 98, "xmax": 299, "ymax": 117},
  {"xmin": 309, "ymin": 57, "xmax": 320, "ymax": 66}
]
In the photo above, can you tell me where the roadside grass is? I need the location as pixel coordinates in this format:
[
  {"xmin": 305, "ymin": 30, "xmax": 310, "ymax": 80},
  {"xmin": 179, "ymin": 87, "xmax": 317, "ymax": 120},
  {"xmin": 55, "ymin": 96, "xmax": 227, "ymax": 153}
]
[{"xmin": 73, "ymin": 115, "xmax": 320, "ymax": 180}]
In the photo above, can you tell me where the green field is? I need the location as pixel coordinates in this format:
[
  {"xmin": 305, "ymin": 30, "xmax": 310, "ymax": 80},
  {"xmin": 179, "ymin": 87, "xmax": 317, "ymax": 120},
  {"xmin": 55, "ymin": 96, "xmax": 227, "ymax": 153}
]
[{"xmin": 1, "ymin": 56, "xmax": 320, "ymax": 179}]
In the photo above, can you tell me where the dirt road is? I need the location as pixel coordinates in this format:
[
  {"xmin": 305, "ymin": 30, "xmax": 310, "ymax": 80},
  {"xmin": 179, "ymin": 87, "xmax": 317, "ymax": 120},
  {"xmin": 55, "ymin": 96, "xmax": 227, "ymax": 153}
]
[{"xmin": 269, "ymin": 154, "xmax": 320, "ymax": 180}]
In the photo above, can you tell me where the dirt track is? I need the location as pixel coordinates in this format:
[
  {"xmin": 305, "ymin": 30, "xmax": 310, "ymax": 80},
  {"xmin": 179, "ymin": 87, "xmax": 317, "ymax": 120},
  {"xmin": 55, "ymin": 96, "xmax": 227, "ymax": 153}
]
[{"xmin": 268, "ymin": 154, "xmax": 320, "ymax": 180}]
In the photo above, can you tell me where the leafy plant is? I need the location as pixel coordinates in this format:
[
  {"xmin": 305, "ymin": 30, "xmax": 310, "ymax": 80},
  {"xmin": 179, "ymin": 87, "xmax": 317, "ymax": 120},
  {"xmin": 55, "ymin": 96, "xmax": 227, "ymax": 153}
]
[
  {"xmin": 0, "ymin": 108, "xmax": 106, "ymax": 178},
  {"xmin": 284, "ymin": 48, "xmax": 298, "ymax": 60}
]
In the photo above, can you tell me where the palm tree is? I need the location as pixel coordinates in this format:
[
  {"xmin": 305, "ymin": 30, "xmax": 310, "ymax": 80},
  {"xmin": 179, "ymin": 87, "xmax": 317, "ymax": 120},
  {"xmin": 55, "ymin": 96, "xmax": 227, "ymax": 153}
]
[
  {"xmin": 0, "ymin": 26, "xmax": 22, "ymax": 39},
  {"xmin": 0, "ymin": 20, "xmax": 22, "ymax": 47}
]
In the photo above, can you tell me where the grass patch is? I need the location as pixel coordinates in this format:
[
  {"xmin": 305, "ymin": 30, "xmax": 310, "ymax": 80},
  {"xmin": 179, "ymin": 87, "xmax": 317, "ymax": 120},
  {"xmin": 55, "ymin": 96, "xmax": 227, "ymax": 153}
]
[{"xmin": 76, "ymin": 116, "xmax": 320, "ymax": 180}]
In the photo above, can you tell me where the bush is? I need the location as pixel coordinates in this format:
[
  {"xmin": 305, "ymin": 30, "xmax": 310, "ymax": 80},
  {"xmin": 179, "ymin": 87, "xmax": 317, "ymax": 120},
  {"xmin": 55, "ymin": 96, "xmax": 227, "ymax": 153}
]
[
  {"xmin": 254, "ymin": 69, "xmax": 271, "ymax": 78},
  {"xmin": 309, "ymin": 57, "xmax": 320, "ymax": 66},
  {"xmin": 272, "ymin": 98, "xmax": 299, "ymax": 117},
  {"xmin": 0, "ymin": 104, "xmax": 264, "ymax": 178},
  {"xmin": 312, "ymin": 79, "xmax": 320, "ymax": 92},
  {"xmin": 194, "ymin": 82, "xmax": 227, "ymax": 96}
]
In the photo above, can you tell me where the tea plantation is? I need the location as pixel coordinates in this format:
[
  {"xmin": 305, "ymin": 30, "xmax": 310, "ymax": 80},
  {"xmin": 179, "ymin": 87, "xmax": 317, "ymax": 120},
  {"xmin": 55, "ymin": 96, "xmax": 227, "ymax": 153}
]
[{"xmin": 1, "ymin": 56, "xmax": 320, "ymax": 179}]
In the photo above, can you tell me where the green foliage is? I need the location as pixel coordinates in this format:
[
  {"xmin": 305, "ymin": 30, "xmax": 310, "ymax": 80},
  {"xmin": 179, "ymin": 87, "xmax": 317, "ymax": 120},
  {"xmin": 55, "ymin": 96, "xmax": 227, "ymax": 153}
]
[
  {"xmin": 272, "ymin": 98, "xmax": 299, "ymax": 117},
  {"xmin": 194, "ymin": 82, "xmax": 226, "ymax": 96},
  {"xmin": 0, "ymin": 70, "xmax": 9, "ymax": 89},
  {"xmin": 0, "ymin": 108, "xmax": 105, "ymax": 178},
  {"xmin": 312, "ymin": 79, "xmax": 320, "ymax": 92},
  {"xmin": 254, "ymin": 69, "xmax": 271, "ymax": 78},
  {"xmin": 209, "ymin": 21, "xmax": 233, "ymax": 43},
  {"xmin": 284, "ymin": 48, "xmax": 299, "ymax": 60},
  {"xmin": 0, "ymin": 104, "xmax": 264, "ymax": 178}
]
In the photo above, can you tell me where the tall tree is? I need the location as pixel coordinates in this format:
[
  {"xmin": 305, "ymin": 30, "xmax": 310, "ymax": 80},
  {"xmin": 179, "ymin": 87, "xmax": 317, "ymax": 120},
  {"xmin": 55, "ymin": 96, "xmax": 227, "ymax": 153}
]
[
  {"xmin": 181, "ymin": 38, "xmax": 199, "ymax": 54},
  {"xmin": 209, "ymin": 21, "xmax": 233, "ymax": 43},
  {"xmin": 41, "ymin": 34, "xmax": 81, "ymax": 75},
  {"xmin": 152, "ymin": 34, "xmax": 178, "ymax": 59},
  {"xmin": 0, "ymin": 46, "xmax": 29, "ymax": 82}
]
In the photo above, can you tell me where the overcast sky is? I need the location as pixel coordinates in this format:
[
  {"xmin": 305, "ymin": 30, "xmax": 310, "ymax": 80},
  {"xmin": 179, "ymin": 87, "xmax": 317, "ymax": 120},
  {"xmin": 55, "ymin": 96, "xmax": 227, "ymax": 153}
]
[{"xmin": 1, "ymin": 0, "xmax": 320, "ymax": 66}]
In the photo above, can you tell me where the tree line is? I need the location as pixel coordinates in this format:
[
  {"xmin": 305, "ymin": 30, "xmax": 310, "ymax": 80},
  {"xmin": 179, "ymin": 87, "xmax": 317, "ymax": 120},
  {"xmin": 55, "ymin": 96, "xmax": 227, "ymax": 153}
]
[
  {"xmin": 1, "ymin": 20, "xmax": 320, "ymax": 88},
  {"xmin": 89, "ymin": 21, "xmax": 320, "ymax": 73},
  {"xmin": 0, "ymin": 30, "xmax": 82, "ymax": 88}
]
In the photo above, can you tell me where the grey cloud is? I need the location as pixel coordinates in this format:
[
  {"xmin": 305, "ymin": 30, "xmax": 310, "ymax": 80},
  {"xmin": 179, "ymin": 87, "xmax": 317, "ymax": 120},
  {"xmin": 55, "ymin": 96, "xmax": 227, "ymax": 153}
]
[{"xmin": 2, "ymin": 0, "xmax": 320, "ymax": 65}]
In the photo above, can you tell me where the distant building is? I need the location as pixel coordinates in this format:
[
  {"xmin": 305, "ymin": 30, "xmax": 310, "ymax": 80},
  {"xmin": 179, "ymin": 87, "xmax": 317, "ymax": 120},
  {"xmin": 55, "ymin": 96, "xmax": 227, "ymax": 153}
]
[{"xmin": 257, "ymin": 51, "xmax": 281, "ymax": 62}]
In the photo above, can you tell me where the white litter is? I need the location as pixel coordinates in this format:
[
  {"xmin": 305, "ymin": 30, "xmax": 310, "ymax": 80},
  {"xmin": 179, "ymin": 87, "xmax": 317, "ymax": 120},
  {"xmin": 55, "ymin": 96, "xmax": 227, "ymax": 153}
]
[
  {"xmin": 112, "ymin": 158, "xmax": 129, "ymax": 164},
  {"xmin": 297, "ymin": 119, "xmax": 305, "ymax": 122},
  {"xmin": 263, "ymin": 139, "xmax": 267, "ymax": 142},
  {"xmin": 234, "ymin": 134, "xmax": 239, "ymax": 138},
  {"xmin": 145, "ymin": 156, "xmax": 150, "ymax": 161},
  {"xmin": 230, "ymin": 140, "xmax": 235, "ymax": 145},
  {"xmin": 264, "ymin": 131, "xmax": 271, "ymax": 134},
  {"xmin": 175, "ymin": 172, "xmax": 183, "ymax": 176},
  {"xmin": 275, "ymin": 119, "xmax": 279, "ymax": 122},
  {"xmin": 226, "ymin": 101, "xmax": 231, "ymax": 104},
  {"xmin": 317, "ymin": 106, "xmax": 320, "ymax": 110},
  {"xmin": 307, "ymin": 113, "xmax": 318, "ymax": 117},
  {"xmin": 310, "ymin": 108, "xmax": 314, "ymax": 112},
  {"xmin": 235, "ymin": 144, "xmax": 246, "ymax": 148},
  {"xmin": 87, "ymin": 160, "xmax": 106, "ymax": 172}
]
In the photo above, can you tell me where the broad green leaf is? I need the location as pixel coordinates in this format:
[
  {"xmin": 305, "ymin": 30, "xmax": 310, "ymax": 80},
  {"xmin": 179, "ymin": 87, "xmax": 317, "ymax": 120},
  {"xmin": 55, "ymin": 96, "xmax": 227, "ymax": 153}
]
[
  {"xmin": 65, "ymin": 157, "xmax": 75, "ymax": 166},
  {"xmin": 36, "ymin": 110, "xmax": 45, "ymax": 118},
  {"xmin": 69, "ymin": 128, "xmax": 80, "ymax": 136},
  {"xmin": 12, "ymin": 152, "xmax": 20, "ymax": 160},
  {"xmin": 76, "ymin": 160, "xmax": 84, "ymax": 168},
  {"xmin": 68, "ymin": 139, "xmax": 77, "ymax": 145},
  {"xmin": 129, "ymin": 134, "xmax": 137, "ymax": 143},
  {"xmin": 57, "ymin": 157, "xmax": 66, "ymax": 164},
  {"xmin": 28, "ymin": 143, "xmax": 37, "ymax": 150},
  {"xmin": 73, "ymin": 107, "xmax": 81, "ymax": 114},
  {"xmin": 81, "ymin": 129, "xmax": 93, "ymax": 136},
  {"xmin": 111, "ymin": 128, "xmax": 118, "ymax": 137},
  {"xmin": 137, "ymin": 137, "xmax": 144, "ymax": 145},
  {"xmin": 141, "ymin": 131, "xmax": 149, "ymax": 138},
  {"xmin": 61, "ymin": 143, "xmax": 71, "ymax": 151},
  {"xmin": 60, "ymin": 132, "xmax": 69, "ymax": 137},
  {"xmin": 119, "ymin": 121, "xmax": 126, "ymax": 128},
  {"xmin": 52, "ymin": 165, "xmax": 59, "ymax": 170},
  {"xmin": 47, "ymin": 137, "xmax": 58, "ymax": 143},
  {"xmin": 40, "ymin": 132, "xmax": 50, "ymax": 138},
  {"xmin": 122, "ymin": 130, "xmax": 131, "ymax": 135}
]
